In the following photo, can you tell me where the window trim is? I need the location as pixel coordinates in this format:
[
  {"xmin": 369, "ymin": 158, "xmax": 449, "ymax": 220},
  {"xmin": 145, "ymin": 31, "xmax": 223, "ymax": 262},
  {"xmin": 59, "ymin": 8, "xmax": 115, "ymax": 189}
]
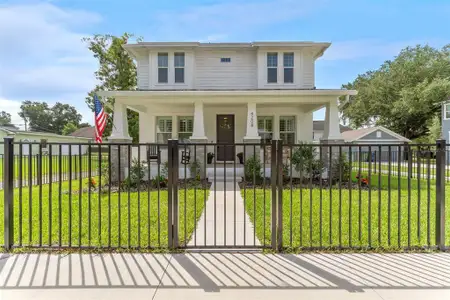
[
  {"xmin": 445, "ymin": 103, "xmax": 450, "ymax": 120},
  {"xmin": 283, "ymin": 52, "xmax": 294, "ymax": 84},
  {"xmin": 174, "ymin": 52, "xmax": 185, "ymax": 84},
  {"xmin": 156, "ymin": 116, "xmax": 172, "ymax": 142},
  {"xmin": 257, "ymin": 116, "xmax": 273, "ymax": 144},
  {"xmin": 279, "ymin": 116, "xmax": 296, "ymax": 144},
  {"xmin": 267, "ymin": 52, "xmax": 278, "ymax": 84},
  {"xmin": 157, "ymin": 52, "xmax": 169, "ymax": 84},
  {"xmin": 178, "ymin": 116, "xmax": 193, "ymax": 141}
]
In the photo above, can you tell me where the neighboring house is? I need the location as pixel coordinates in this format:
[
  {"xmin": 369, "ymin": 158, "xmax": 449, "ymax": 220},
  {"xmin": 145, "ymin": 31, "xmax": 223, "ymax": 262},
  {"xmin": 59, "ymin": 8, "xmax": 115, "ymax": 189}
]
[
  {"xmin": 70, "ymin": 127, "xmax": 96, "ymax": 139},
  {"xmin": 341, "ymin": 126, "xmax": 411, "ymax": 162},
  {"xmin": 442, "ymin": 100, "xmax": 450, "ymax": 141},
  {"xmin": 313, "ymin": 120, "xmax": 352, "ymax": 141},
  {"xmin": 0, "ymin": 127, "xmax": 93, "ymax": 155},
  {"xmin": 99, "ymin": 41, "xmax": 357, "ymax": 163}
]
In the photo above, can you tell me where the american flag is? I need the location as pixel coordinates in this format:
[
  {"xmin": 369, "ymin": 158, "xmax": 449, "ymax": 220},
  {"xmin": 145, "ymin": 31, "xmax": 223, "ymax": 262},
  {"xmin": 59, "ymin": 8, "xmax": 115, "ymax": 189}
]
[{"xmin": 94, "ymin": 94, "xmax": 107, "ymax": 143}]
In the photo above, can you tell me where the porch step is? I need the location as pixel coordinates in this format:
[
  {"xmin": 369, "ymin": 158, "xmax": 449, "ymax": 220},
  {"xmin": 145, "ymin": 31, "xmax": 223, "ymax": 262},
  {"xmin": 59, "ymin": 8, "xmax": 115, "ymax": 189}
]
[
  {"xmin": 208, "ymin": 176, "xmax": 243, "ymax": 183},
  {"xmin": 207, "ymin": 167, "xmax": 243, "ymax": 183}
]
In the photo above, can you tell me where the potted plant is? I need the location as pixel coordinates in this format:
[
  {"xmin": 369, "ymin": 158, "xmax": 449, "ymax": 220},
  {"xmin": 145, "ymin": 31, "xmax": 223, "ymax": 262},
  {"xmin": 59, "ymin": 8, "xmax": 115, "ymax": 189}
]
[
  {"xmin": 207, "ymin": 152, "xmax": 215, "ymax": 164},
  {"xmin": 237, "ymin": 152, "xmax": 244, "ymax": 164}
]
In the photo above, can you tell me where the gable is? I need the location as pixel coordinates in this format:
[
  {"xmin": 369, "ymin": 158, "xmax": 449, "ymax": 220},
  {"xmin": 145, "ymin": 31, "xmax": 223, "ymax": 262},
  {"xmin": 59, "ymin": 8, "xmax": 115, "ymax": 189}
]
[{"xmin": 359, "ymin": 130, "xmax": 398, "ymax": 140}]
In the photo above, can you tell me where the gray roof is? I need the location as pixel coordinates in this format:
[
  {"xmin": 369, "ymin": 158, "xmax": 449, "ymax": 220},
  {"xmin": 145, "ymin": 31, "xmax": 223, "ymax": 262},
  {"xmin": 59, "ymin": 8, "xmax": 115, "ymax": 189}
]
[
  {"xmin": 313, "ymin": 121, "xmax": 352, "ymax": 132},
  {"xmin": 69, "ymin": 127, "xmax": 96, "ymax": 139}
]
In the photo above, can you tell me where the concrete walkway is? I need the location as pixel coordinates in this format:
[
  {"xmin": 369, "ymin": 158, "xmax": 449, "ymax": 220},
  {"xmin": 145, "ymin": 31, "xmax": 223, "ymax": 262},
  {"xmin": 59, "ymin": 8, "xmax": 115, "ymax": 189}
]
[
  {"xmin": 0, "ymin": 252, "xmax": 449, "ymax": 299},
  {"xmin": 187, "ymin": 181, "xmax": 260, "ymax": 247}
]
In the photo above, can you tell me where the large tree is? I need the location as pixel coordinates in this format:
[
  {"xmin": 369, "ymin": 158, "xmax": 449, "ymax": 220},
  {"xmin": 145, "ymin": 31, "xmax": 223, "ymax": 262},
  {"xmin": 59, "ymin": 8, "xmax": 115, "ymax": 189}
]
[
  {"xmin": 0, "ymin": 111, "xmax": 12, "ymax": 126},
  {"xmin": 341, "ymin": 44, "xmax": 450, "ymax": 140},
  {"xmin": 18, "ymin": 101, "xmax": 82, "ymax": 134},
  {"xmin": 84, "ymin": 33, "xmax": 141, "ymax": 142}
]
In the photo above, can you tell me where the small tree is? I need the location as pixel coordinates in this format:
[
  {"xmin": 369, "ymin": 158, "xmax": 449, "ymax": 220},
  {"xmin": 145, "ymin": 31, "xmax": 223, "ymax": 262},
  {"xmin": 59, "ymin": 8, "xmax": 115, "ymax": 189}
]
[{"xmin": 62, "ymin": 122, "xmax": 79, "ymax": 135}]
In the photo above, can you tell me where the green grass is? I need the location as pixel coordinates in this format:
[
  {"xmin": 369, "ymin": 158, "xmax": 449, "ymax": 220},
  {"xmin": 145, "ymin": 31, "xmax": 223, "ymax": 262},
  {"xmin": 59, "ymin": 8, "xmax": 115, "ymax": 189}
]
[
  {"xmin": 0, "ymin": 154, "xmax": 104, "ymax": 181},
  {"xmin": 0, "ymin": 178, "xmax": 207, "ymax": 248},
  {"xmin": 243, "ymin": 173, "xmax": 450, "ymax": 249}
]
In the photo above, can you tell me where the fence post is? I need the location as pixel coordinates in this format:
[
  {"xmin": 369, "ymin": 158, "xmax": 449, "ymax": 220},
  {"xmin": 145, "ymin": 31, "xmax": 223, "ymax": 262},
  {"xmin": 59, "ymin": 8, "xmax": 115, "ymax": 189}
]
[
  {"xmin": 172, "ymin": 139, "xmax": 179, "ymax": 248},
  {"xmin": 276, "ymin": 140, "xmax": 283, "ymax": 251},
  {"xmin": 167, "ymin": 140, "xmax": 173, "ymax": 249},
  {"xmin": 270, "ymin": 140, "xmax": 277, "ymax": 250},
  {"xmin": 436, "ymin": 139, "xmax": 446, "ymax": 250},
  {"xmin": 3, "ymin": 137, "xmax": 14, "ymax": 251}
]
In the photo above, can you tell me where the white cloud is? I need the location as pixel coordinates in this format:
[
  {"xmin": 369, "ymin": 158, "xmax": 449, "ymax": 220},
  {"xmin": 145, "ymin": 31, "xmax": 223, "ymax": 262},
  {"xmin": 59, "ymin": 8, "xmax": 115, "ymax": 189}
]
[
  {"xmin": 0, "ymin": 2, "xmax": 100, "ymax": 123},
  {"xmin": 153, "ymin": 0, "xmax": 325, "ymax": 40},
  {"xmin": 0, "ymin": 98, "xmax": 23, "ymax": 126}
]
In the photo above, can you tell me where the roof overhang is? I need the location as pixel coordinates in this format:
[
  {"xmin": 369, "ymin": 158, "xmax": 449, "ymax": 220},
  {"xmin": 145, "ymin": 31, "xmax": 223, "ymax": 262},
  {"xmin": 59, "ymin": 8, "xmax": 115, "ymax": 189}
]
[{"xmin": 123, "ymin": 41, "xmax": 332, "ymax": 59}]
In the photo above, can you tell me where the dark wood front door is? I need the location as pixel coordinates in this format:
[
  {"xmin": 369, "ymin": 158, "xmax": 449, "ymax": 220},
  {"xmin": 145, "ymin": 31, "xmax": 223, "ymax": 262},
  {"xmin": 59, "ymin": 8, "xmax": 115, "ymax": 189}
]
[{"xmin": 216, "ymin": 114, "xmax": 235, "ymax": 161}]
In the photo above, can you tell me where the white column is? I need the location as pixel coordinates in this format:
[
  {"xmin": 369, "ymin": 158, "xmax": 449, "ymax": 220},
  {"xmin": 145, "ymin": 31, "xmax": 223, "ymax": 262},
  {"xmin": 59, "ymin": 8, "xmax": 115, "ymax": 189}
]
[
  {"xmin": 244, "ymin": 102, "xmax": 261, "ymax": 140},
  {"xmin": 109, "ymin": 100, "xmax": 131, "ymax": 140},
  {"xmin": 273, "ymin": 114, "xmax": 280, "ymax": 140},
  {"xmin": 172, "ymin": 115, "xmax": 178, "ymax": 139},
  {"xmin": 322, "ymin": 97, "xmax": 342, "ymax": 141},
  {"xmin": 191, "ymin": 101, "xmax": 207, "ymax": 139}
]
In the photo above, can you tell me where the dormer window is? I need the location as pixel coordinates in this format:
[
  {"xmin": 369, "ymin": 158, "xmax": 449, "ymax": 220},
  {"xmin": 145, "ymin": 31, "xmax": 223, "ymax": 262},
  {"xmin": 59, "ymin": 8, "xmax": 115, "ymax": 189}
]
[
  {"xmin": 158, "ymin": 53, "xmax": 168, "ymax": 83},
  {"xmin": 267, "ymin": 53, "xmax": 278, "ymax": 83},
  {"xmin": 174, "ymin": 52, "xmax": 185, "ymax": 83},
  {"xmin": 283, "ymin": 53, "xmax": 294, "ymax": 83}
]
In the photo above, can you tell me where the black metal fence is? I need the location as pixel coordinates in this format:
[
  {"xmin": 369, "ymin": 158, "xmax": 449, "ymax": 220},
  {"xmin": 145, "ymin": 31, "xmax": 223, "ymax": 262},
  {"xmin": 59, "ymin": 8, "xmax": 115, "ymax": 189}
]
[{"xmin": 1, "ymin": 137, "xmax": 448, "ymax": 251}]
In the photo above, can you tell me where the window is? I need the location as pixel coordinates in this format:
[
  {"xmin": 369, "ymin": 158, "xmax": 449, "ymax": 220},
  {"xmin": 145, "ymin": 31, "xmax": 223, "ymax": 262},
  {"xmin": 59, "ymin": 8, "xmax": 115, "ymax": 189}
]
[
  {"xmin": 158, "ymin": 53, "xmax": 168, "ymax": 83},
  {"xmin": 174, "ymin": 52, "xmax": 185, "ymax": 83},
  {"xmin": 156, "ymin": 117, "xmax": 172, "ymax": 142},
  {"xmin": 283, "ymin": 53, "xmax": 294, "ymax": 83},
  {"xmin": 220, "ymin": 57, "xmax": 231, "ymax": 63},
  {"xmin": 445, "ymin": 103, "xmax": 450, "ymax": 120},
  {"xmin": 280, "ymin": 116, "xmax": 295, "ymax": 144},
  {"xmin": 258, "ymin": 116, "xmax": 273, "ymax": 144},
  {"xmin": 376, "ymin": 131, "xmax": 382, "ymax": 138},
  {"xmin": 178, "ymin": 116, "xmax": 193, "ymax": 141},
  {"xmin": 267, "ymin": 53, "xmax": 278, "ymax": 83}
]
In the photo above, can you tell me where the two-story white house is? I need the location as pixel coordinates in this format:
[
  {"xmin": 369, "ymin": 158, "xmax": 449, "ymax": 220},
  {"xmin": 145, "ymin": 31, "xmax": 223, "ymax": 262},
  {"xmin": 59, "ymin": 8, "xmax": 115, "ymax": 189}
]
[{"xmin": 99, "ymin": 41, "xmax": 356, "ymax": 163}]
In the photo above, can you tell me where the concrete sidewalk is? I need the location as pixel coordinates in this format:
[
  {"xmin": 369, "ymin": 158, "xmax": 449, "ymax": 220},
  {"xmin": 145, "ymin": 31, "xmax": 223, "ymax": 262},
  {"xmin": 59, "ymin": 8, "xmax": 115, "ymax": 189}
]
[
  {"xmin": 187, "ymin": 181, "xmax": 260, "ymax": 247},
  {"xmin": 0, "ymin": 252, "xmax": 449, "ymax": 299}
]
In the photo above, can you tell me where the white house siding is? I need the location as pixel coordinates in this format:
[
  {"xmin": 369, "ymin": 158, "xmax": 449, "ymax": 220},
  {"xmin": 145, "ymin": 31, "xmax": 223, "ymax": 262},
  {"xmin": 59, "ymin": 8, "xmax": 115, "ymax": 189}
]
[
  {"xmin": 147, "ymin": 50, "xmax": 195, "ymax": 89},
  {"xmin": 194, "ymin": 49, "xmax": 257, "ymax": 89},
  {"xmin": 256, "ymin": 49, "xmax": 314, "ymax": 89},
  {"xmin": 136, "ymin": 54, "xmax": 149, "ymax": 89}
]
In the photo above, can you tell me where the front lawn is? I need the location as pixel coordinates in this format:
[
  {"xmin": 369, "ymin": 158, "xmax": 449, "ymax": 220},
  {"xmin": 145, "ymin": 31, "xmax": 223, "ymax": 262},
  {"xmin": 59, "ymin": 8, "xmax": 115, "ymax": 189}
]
[
  {"xmin": 243, "ymin": 172, "xmax": 450, "ymax": 249},
  {"xmin": 0, "ymin": 178, "xmax": 207, "ymax": 248}
]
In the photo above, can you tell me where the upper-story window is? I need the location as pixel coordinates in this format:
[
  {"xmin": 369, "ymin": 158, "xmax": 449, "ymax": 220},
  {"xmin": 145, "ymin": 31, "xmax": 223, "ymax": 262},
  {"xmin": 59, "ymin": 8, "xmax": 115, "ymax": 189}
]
[
  {"xmin": 267, "ymin": 53, "xmax": 278, "ymax": 83},
  {"xmin": 445, "ymin": 103, "xmax": 450, "ymax": 120},
  {"xmin": 174, "ymin": 52, "xmax": 185, "ymax": 83},
  {"xmin": 283, "ymin": 53, "xmax": 294, "ymax": 83},
  {"xmin": 158, "ymin": 53, "xmax": 168, "ymax": 83}
]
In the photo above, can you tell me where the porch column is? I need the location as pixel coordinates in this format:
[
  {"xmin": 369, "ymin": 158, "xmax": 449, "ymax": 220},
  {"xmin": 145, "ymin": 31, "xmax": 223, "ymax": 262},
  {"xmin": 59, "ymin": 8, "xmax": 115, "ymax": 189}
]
[
  {"xmin": 322, "ymin": 97, "xmax": 342, "ymax": 141},
  {"xmin": 109, "ymin": 100, "xmax": 131, "ymax": 140},
  {"xmin": 191, "ymin": 101, "xmax": 207, "ymax": 140},
  {"xmin": 243, "ymin": 102, "xmax": 261, "ymax": 163},
  {"xmin": 109, "ymin": 100, "xmax": 132, "ymax": 183},
  {"xmin": 190, "ymin": 101, "xmax": 208, "ymax": 179}
]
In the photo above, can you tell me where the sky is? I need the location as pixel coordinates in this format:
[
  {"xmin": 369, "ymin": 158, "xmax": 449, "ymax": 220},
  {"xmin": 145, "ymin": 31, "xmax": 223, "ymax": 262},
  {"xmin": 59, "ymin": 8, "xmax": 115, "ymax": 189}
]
[{"xmin": 0, "ymin": 0, "xmax": 449, "ymax": 127}]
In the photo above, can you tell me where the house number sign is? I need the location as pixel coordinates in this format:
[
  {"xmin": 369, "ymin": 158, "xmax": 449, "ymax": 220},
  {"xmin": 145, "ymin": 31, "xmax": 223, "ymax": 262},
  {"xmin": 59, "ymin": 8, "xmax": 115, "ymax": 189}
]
[{"xmin": 250, "ymin": 112, "xmax": 254, "ymax": 127}]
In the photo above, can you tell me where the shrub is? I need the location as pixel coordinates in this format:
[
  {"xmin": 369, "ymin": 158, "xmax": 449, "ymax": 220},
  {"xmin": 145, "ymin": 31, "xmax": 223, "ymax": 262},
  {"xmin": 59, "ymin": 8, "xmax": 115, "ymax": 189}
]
[
  {"xmin": 189, "ymin": 160, "xmax": 202, "ymax": 181},
  {"xmin": 244, "ymin": 155, "xmax": 262, "ymax": 182},
  {"xmin": 330, "ymin": 154, "xmax": 351, "ymax": 183},
  {"xmin": 291, "ymin": 144, "xmax": 324, "ymax": 180},
  {"xmin": 151, "ymin": 175, "xmax": 168, "ymax": 188},
  {"xmin": 122, "ymin": 158, "xmax": 145, "ymax": 189}
]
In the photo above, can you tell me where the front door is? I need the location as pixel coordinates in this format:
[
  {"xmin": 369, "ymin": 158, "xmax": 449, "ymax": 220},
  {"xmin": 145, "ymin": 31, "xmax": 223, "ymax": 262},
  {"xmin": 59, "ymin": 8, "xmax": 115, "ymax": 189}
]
[{"xmin": 216, "ymin": 114, "xmax": 235, "ymax": 161}]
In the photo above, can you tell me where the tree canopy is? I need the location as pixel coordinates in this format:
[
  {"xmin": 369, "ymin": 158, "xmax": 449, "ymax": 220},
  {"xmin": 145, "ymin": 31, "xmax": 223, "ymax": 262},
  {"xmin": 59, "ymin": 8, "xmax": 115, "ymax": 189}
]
[
  {"xmin": 0, "ymin": 111, "xmax": 12, "ymax": 126},
  {"xmin": 62, "ymin": 122, "xmax": 79, "ymax": 135},
  {"xmin": 18, "ymin": 101, "xmax": 82, "ymax": 135},
  {"xmin": 84, "ymin": 33, "xmax": 141, "ymax": 142},
  {"xmin": 341, "ymin": 44, "xmax": 450, "ymax": 140}
]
